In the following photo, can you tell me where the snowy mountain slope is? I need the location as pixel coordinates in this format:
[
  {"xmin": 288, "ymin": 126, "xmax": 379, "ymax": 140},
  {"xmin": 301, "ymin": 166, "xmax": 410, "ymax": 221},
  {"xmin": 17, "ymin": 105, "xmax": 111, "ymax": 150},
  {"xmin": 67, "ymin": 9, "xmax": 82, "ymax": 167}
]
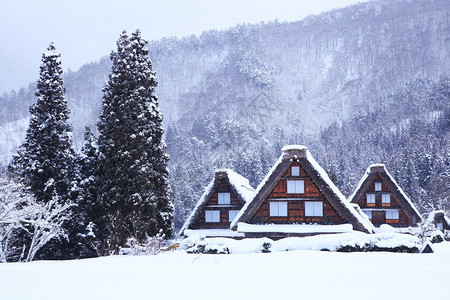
[
  {"xmin": 0, "ymin": 0, "xmax": 448, "ymax": 167},
  {"xmin": 149, "ymin": 0, "xmax": 449, "ymax": 132}
]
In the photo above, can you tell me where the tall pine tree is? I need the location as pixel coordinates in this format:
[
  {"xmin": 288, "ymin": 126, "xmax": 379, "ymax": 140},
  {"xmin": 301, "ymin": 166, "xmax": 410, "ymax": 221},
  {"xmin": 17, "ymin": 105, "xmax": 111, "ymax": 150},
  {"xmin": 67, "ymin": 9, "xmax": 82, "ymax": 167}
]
[
  {"xmin": 9, "ymin": 43, "xmax": 75, "ymax": 204},
  {"xmin": 8, "ymin": 43, "xmax": 78, "ymax": 259},
  {"xmin": 97, "ymin": 30, "xmax": 173, "ymax": 253}
]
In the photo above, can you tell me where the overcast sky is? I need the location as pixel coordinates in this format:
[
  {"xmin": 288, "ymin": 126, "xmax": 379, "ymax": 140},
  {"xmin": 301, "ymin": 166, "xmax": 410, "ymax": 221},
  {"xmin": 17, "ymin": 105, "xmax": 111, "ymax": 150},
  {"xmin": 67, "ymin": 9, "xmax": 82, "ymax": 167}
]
[{"xmin": 0, "ymin": 0, "xmax": 370, "ymax": 94}]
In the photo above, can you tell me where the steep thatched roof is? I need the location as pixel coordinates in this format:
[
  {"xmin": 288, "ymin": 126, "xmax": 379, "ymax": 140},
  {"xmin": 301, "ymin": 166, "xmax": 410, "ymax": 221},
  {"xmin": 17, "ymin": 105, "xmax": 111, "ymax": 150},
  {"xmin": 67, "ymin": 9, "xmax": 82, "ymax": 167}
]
[
  {"xmin": 231, "ymin": 145, "xmax": 374, "ymax": 233},
  {"xmin": 178, "ymin": 169, "xmax": 254, "ymax": 236},
  {"xmin": 348, "ymin": 164, "xmax": 422, "ymax": 225}
]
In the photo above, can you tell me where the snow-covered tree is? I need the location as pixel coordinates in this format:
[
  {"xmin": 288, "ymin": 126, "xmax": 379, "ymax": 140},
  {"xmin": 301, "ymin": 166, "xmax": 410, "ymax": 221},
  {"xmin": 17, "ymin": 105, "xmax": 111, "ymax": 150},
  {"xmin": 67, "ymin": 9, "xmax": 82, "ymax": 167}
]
[
  {"xmin": 73, "ymin": 126, "xmax": 101, "ymax": 256},
  {"xmin": 76, "ymin": 126, "xmax": 100, "ymax": 216},
  {"xmin": 97, "ymin": 30, "xmax": 173, "ymax": 253},
  {"xmin": 0, "ymin": 176, "xmax": 72, "ymax": 262},
  {"xmin": 8, "ymin": 43, "xmax": 75, "ymax": 205}
]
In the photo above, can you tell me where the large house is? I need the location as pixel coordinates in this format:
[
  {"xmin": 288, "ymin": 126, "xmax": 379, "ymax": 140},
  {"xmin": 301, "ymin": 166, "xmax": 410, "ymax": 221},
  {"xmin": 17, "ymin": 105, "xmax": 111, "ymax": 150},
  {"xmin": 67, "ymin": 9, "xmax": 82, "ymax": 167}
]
[
  {"xmin": 179, "ymin": 169, "xmax": 255, "ymax": 237},
  {"xmin": 230, "ymin": 145, "xmax": 374, "ymax": 238},
  {"xmin": 348, "ymin": 164, "xmax": 422, "ymax": 227}
]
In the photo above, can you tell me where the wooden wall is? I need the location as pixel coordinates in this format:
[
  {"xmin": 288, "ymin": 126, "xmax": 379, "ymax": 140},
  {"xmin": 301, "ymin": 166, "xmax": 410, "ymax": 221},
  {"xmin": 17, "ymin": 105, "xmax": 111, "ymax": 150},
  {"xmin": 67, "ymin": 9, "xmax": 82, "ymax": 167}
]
[
  {"xmin": 191, "ymin": 179, "xmax": 244, "ymax": 229},
  {"xmin": 356, "ymin": 173, "xmax": 411, "ymax": 227}
]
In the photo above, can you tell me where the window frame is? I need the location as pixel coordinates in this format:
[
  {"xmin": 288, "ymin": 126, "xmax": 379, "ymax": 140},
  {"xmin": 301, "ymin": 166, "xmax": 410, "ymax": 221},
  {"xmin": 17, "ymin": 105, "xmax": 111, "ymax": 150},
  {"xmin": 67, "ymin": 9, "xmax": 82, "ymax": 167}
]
[
  {"xmin": 205, "ymin": 210, "xmax": 220, "ymax": 223},
  {"xmin": 269, "ymin": 202, "xmax": 288, "ymax": 217},
  {"xmin": 218, "ymin": 192, "xmax": 231, "ymax": 205},
  {"xmin": 381, "ymin": 193, "xmax": 391, "ymax": 206},
  {"xmin": 304, "ymin": 201, "xmax": 323, "ymax": 217},
  {"xmin": 366, "ymin": 193, "xmax": 376, "ymax": 206},
  {"xmin": 375, "ymin": 182, "xmax": 382, "ymax": 191},
  {"xmin": 291, "ymin": 166, "xmax": 300, "ymax": 177},
  {"xmin": 287, "ymin": 180, "xmax": 304, "ymax": 194},
  {"xmin": 385, "ymin": 210, "xmax": 399, "ymax": 220}
]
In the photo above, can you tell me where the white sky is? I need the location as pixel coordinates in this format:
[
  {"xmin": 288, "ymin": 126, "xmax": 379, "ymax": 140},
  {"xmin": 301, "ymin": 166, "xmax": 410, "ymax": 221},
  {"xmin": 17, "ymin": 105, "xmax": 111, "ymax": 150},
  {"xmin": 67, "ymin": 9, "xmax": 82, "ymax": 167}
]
[{"xmin": 0, "ymin": 0, "xmax": 369, "ymax": 94}]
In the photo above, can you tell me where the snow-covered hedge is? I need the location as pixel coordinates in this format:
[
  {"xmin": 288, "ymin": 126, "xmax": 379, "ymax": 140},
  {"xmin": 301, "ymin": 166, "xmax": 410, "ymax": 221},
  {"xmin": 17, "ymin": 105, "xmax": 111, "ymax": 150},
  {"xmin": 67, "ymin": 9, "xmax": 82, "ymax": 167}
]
[{"xmin": 180, "ymin": 232, "xmax": 421, "ymax": 254}]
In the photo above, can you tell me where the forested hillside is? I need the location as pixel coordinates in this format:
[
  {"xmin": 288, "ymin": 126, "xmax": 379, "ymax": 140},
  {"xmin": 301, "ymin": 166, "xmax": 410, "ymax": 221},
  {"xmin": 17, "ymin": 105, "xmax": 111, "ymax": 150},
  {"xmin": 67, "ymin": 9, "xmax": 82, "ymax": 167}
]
[{"xmin": 0, "ymin": 0, "xmax": 448, "ymax": 230}]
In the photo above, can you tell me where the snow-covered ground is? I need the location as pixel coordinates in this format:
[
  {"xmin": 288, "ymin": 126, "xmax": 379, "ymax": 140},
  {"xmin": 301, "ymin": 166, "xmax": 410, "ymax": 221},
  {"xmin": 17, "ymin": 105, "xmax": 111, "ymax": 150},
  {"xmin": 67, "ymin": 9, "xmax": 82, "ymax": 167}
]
[{"xmin": 1, "ymin": 242, "xmax": 449, "ymax": 300}]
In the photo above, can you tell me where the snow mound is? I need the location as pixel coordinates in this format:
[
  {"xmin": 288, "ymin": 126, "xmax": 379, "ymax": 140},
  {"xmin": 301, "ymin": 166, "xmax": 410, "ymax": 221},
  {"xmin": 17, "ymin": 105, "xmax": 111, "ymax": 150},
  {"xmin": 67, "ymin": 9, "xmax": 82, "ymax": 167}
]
[{"xmin": 181, "ymin": 232, "xmax": 421, "ymax": 254}]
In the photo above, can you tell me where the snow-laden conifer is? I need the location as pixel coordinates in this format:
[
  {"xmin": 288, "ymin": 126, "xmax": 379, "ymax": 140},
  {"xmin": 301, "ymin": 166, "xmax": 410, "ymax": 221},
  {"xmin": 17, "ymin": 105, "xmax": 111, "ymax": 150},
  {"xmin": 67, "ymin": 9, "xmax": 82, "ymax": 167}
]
[
  {"xmin": 97, "ymin": 30, "xmax": 173, "ymax": 253},
  {"xmin": 7, "ymin": 44, "xmax": 78, "ymax": 259},
  {"xmin": 73, "ymin": 126, "xmax": 101, "ymax": 257},
  {"xmin": 77, "ymin": 127, "xmax": 99, "ymax": 211},
  {"xmin": 9, "ymin": 43, "xmax": 75, "ymax": 204}
]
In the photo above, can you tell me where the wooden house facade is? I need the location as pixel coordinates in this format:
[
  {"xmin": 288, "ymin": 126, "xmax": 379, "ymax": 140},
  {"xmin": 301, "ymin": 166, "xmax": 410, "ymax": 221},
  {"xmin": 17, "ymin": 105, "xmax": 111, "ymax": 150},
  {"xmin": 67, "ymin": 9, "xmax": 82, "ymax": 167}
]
[
  {"xmin": 231, "ymin": 146, "xmax": 374, "ymax": 237},
  {"xmin": 179, "ymin": 169, "xmax": 254, "ymax": 237},
  {"xmin": 348, "ymin": 164, "xmax": 422, "ymax": 227}
]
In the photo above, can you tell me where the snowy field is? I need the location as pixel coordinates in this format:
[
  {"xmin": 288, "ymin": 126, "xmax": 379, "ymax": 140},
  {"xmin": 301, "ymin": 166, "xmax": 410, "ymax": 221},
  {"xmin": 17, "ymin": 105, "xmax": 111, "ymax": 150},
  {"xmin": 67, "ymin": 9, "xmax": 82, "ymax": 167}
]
[{"xmin": 1, "ymin": 242, "xmax": 449, "ymax": 300}]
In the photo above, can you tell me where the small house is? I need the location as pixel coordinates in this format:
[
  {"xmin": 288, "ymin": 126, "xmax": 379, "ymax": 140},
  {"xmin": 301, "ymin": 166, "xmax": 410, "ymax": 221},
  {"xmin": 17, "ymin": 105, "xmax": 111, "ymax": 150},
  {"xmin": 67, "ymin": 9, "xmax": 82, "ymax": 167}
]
[
  {"xmin": 179, "ymin": 169, "xmax": 255, "ymax": 237},
  {"xmin": 231, "ymin": 145, "xmax": 374, "ymax": 238},
  {"xmin": 428, "ymin": 210, "xmax": 450, "ymax": 238},
  {"xmin": 348, "ymin": 164, "xmax": 422, "ymax": 227}
]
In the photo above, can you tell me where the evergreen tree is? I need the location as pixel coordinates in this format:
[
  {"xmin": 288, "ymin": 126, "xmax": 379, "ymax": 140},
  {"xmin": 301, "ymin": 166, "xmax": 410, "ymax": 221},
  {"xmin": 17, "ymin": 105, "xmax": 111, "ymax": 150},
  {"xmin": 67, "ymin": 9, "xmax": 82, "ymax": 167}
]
[
  {"xmin": 74, "ymin": 126, "xmax": 101, "ymax": 257},
  {"xmin": 77, "ymin": 127, "xmax": 99, "ymax": 210},
  {"xmin": 97, "ymin": 30, "xmax": 173, "ymax": 253},
  {"xmin": 8, "ymin": 43, "xmax": 77, "ymax": 259},
  {"xmin": 9, "ymin": 43, "xmax": 75, "ymax": 204}
]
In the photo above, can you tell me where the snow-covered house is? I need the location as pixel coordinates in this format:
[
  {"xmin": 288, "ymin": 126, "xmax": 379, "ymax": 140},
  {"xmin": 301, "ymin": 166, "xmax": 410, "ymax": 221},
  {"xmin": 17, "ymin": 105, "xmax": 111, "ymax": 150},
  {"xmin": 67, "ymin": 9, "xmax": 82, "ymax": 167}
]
[
  {"xmin": 231, "ymin": 146, "xmax": 374, "ymax": 238},
  {"xmin": 428, "ymin": 210, "xmax": 450, "ymax": 237},
  {"xmin": 179, "ymin": 169, "xmax": 255, "ymax": 238},
  {"xmin": 348, "ymin": 164, "xmax": 422, "ymax": 227}
]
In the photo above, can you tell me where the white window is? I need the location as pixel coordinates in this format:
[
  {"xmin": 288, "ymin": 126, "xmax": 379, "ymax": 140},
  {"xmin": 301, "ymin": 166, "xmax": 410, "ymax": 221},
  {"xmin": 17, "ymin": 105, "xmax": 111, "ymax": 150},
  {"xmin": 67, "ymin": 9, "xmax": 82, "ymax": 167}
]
[
  {"xmin": 437, "ymin": 222, "xmax": 444, "ymax": 231},
  {"xmin": 305, "ymin": 202, "xmax": 323, "ymax": 217},
  {"xmin": 218, "ymin": 192, "xmax": 230, "ymax": 205},
  {"xmin": 362, "ymin": 210, "xmax": 372, "ymax": 219},
  {"xmin": 291, "ymin": 166, "xmax": 300, "ymax": 176},
  {"xmin": 385, "ymin": 210, "xmax": 399, "ymax": 220},
  {"xmin": 366, "ymin": 194, "xmax": 375, "ymax": 204},
  {"xmin": 270, "ymin": 202, "xmax": 288, "ymax": 217},
  {"xmin": 205, "ymin": 210, "xmax": 220, "ymax": 222},
  {"xmin": 228, "ymin": 210, "xmax": 240, "ymax": 222},
  {"xmin": 287, "ymin": 180, "xmax": 304, "ymax": 193},
  {"xmin": 375, "ymin": 182, "xmax": 382, "ymax": 191},
  {"xmin": 382, "ymin": 194, "xmax": 390, "ymax": 204}
]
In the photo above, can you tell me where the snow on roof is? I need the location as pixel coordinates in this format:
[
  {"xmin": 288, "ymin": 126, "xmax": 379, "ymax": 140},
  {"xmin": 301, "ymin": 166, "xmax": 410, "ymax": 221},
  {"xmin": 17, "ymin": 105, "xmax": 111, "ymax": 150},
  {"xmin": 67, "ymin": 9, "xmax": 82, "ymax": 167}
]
[
  {"xmin": 179, "ymin": 169, "xmax": 254, "ymax": 236},
  {"xmin": 427, "ymin": 210, "xmax": 450, "ymax": 227},
  {"xmin": 304, "ymin": 150, "xmax": 375, "ymax": 232},
  {"xmin": 237, "ymin": 223, "xmax": 354, "ymax": 234},
  {"xmin": 231, "ymin": 146, "xmax": 374, "ymax": 233},
  {"xmin": 382, "ymin": 167, "xmax": 421, "ymax": 221},
  {"xmin": 347, "ymin": 165, "xmax": 373, "ymax": 204},
  {"xmin": 178, "ymin": 177, "xmax": 215, "ymax": 237},
  {"xmin": 348, "ymin": 164, "xmax": 422, "ymax": 222},
  {"xmin": 351, "ymin": 203, "xmax": 372, "ymax": 225},
  {"xmin": 230, "ymin": 153, "xmax": 285, "ymax": 229},
  {"xmin": 281, "ymin": 144, "xmax": 308, "ymax": 152},
  {"xmin": 216, "ymin": 169, "xmax": 255, "ymax": 203}
]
